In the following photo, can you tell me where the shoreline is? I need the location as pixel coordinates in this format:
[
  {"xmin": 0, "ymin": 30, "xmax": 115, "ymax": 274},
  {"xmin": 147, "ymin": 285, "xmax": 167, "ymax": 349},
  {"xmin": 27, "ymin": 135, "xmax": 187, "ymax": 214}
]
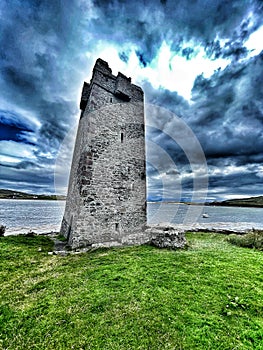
[{"xmin": 3, "ymin": 222, "xmax": 263, "ymax": 237}]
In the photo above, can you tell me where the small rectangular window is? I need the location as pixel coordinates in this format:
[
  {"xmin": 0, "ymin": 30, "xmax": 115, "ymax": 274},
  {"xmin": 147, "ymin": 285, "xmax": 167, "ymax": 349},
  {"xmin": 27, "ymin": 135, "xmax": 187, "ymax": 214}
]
[
  {"xmin": 110, "ymin": 97, "xmax": 113, "ymax": 103},
  {"xmin": 120, "ymin": 132, "xmax": 124, "ymax": 143},
  {"xmin": 115, "ymin": 222, "xmax": 119, "ymax": 231}
]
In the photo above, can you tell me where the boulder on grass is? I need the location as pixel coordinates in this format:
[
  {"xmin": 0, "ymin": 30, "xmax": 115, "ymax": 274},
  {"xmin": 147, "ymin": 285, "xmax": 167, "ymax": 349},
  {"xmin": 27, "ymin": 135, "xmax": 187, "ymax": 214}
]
[{"xmin": 146, "ymin": 224, "xmax": 186, "ymax": 249}]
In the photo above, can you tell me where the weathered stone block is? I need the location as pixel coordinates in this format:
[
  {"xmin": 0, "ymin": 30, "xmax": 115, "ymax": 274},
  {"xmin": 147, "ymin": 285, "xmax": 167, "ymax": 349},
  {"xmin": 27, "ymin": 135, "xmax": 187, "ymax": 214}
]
[{"xmin": 146, "ymin": 225, "xmax": 186, "ymax": 249}]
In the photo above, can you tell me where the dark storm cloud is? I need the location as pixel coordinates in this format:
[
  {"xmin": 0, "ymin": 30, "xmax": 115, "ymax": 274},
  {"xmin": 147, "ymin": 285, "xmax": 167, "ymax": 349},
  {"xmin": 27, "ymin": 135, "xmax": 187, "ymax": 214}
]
[
  {"xmin": 145, "ymin": 49, "xmax": 263, "ymax": 200},
  {"xmin": 190, "ymin": 52, "xmax": 263, "ymax": 159},
  {"xmin": 204, "ymin": 15, "xmax": 257, "ymax": 61},
  {"xmin": 0, "ymin": 162, "xmax": 54, "ymax": 193},
  {"xmin": 0, "ymin": 110, "xmax": 34, "ymax": 131},
  {"xmin": 208, "ymin": 171, "xmax": 262, "ymax": 192},
  {"xmin": 0, "ymin": 110, "xmax": 35, "ymax": 143},
  {"xmin": 2, "ymin": 161, "xmax": 41, "ymax": 170},
  {"xmin": 92, "ymin": 0, "xmax": 262, "ymax": 62},
  {"xmin": 144, "ymin": 82, "xmax": 189, "ymax": 109},
  {"xmin": 0, "ymin": 0, "xmax": 94, "ymax": 191},
  {"xmin": 0, "ymin": 0, "xmax": 91, "ymax": 146},
  {"xmin": 145, "ymin": 51, "xmax": 263, "ymax": 160}
]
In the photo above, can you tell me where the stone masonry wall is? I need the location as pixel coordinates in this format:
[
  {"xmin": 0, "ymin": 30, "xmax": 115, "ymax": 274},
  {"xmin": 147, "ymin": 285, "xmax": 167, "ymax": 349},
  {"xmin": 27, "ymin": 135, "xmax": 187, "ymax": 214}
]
[{"xmin": 61, "ymin": 59, "xmax": 146, "ymax": 249}]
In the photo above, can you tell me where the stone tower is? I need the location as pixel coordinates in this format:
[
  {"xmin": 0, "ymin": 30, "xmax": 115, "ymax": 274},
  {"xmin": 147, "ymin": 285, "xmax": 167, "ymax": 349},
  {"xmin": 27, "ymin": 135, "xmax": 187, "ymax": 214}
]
[{"xmin": 61, "ymin": 58, "xmax": 147, "ymax": 249}]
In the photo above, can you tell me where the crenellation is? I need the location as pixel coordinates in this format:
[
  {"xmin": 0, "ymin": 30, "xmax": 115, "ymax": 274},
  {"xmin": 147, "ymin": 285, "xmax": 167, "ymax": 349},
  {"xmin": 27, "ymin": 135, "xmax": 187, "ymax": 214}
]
[
  {"xmin": 82, "ymin": 58, "xmax": 144, "ymax": 115},
  {"xmin": 93, "ymin": 58, "xmax": 112, "ymax": 75}
]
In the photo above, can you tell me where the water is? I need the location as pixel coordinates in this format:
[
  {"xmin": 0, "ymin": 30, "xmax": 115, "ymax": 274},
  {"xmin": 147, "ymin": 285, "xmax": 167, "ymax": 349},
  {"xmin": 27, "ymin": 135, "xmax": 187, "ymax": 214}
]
[
  {"xmin": 147, "ymin": 202, "xmax": 263, "ymax": 232},
  {"xmin": 0, "ymin": 199, "xmax": 65, "ymax": 235},
  {"xmin": 1, "ymin": 199, "xmax": 263, "ymax": 235}
]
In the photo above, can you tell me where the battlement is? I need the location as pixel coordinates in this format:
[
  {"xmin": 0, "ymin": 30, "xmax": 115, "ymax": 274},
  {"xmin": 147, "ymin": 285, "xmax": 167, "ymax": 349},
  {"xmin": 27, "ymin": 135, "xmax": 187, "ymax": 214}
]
[
  {"xmin": 80, "ymin": 58, "xmax": 143, "ymax": 112},
  {"xmin": 92, "ymin": 58, "xmax": 112, "ymax": 76}
]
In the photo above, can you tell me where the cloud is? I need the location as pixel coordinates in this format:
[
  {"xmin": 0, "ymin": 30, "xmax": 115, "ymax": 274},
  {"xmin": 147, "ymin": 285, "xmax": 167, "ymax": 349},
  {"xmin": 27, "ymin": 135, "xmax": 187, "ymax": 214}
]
[
  {"xmin": 189, "ymin": 52, "xmax": 263, "ymax": 159},
  {"xmin": 0, "ymin": 140, "xmax": 36, "ymax": 160},
  {"xmin": 0, "ymin": 0, "xmax": 95, "ymax": 192},
  {"xmin": 0, "ymin": 0, "xmax": 262, "ymax": 201},
  {"xmin": 143, "ymin": 47, "xmax": 263, "ymax": 200},
  {"xmin": 91, "ymin": 0, "xmax": 262, "ymax": 61},
  {"xmin": 0, "ymin": 0, "xmax": 93, "ymax": 144}
]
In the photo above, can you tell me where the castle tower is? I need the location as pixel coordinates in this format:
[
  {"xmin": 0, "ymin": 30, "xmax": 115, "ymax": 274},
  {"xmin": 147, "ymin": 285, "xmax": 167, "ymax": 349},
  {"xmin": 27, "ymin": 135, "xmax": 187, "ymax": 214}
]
[{"xmin": 61, "ymin": 58, "xmax": 147, "ymax": 249}]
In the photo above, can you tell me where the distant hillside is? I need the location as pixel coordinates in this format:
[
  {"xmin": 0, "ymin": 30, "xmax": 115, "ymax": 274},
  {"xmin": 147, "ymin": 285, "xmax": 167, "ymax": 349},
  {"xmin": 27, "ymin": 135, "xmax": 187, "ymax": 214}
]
[
  {"xmin": 0, "ymin": 189, "xmax": 66, "ymax": 200},
  {"xmin": 210, "ymin": 196, "xmax": 263, "ymax": 208}
]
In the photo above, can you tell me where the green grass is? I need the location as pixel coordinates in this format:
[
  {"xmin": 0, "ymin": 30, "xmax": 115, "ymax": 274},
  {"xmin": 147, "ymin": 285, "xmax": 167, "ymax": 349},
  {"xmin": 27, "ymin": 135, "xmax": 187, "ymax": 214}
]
[
  {"xmin": 0, "ymin": 233, "xmax": 262, "ymax": 350},
  {"xmin": 227, "ymin": 229, "xmax": 263, "ymax": 250}
]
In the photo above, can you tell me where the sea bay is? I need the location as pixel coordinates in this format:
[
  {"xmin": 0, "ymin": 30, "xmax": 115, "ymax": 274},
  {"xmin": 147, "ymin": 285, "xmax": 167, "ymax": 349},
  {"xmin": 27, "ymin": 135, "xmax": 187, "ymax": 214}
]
[{"xmin": 1, "ymin": 199, "xmax": 263, "ymax": 235}]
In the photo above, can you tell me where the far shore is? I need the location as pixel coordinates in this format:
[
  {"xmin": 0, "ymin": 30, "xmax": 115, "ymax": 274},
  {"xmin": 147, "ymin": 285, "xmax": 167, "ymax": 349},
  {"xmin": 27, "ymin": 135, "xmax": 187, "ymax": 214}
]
[
  {"xmin": 1, "ymin": 189, "xmax": 262, "ymax": 208},
  {"xmin": 0, "ymin": 197, "xmax": 66, "ymax": 201}
]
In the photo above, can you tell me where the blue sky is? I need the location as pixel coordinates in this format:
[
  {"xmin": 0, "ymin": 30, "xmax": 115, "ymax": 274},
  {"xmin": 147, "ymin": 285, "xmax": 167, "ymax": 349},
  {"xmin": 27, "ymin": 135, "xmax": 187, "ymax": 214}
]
[{"xmin": 0, "ymin": 0, "xmax": 262, "ymax": 201}]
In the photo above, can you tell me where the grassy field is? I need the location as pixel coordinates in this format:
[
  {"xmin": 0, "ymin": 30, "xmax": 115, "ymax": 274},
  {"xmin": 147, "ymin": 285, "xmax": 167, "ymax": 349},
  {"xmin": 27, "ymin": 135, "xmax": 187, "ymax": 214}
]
[{"xmin": 0, "ymin": 233, "xmax": 262, "ymax": 350}]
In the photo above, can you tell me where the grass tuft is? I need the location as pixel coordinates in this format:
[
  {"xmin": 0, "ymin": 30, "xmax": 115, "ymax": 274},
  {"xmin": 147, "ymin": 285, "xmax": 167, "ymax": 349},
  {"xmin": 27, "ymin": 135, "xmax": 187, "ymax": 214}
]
[
  {"xmin": 227, "ymin": 229, "xmax": 263, "ymax": 250},
  {"xmin": 55, "ymin": 234, "xmax": 68, "ymax": 242}
]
